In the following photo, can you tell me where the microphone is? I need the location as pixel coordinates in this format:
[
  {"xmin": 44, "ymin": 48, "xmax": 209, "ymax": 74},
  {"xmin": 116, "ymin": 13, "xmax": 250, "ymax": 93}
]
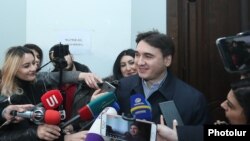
[
  {"xmin": 37, "ymin": 89, "xmax": 63, "ymax": 110},
  {"xmin": 39, "ymin": 90, "xmax": 65, "ymax": 121},
  {"xmin": 10, "ymin": 107, "xmax": 45, "ymax": 125},
  {"xmin": 85, "ymin": 107, "xmax": 117, "ymax": 141},
  {"xmin": 11, "ymin": 107, "xmax": 61, "ymax": 125},
  {"xmin": 60, "ymin": 91, "xmax": 117, "ymax": 129},
  {"xmin": 130, "ymin": 93, "xmax": 152, "ymax": 121},
  {"xmin": 111, "ymin": 101, "xmax": 120, "ymax": 112},
  {"xmin": 44, "ymin": 109, "xmax": 61, "ymax": 125}
]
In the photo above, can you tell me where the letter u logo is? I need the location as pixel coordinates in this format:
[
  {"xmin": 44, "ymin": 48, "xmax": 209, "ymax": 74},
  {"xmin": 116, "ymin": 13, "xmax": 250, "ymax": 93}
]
[{"xmin": 46, "ymin": 95, "xmax": 59, "ymax": 107}]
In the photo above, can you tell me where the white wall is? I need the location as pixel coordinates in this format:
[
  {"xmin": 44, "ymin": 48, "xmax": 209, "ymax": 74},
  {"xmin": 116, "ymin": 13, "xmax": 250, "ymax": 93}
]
[
  {"xmin": 0, "ymin": 0, "xmax": 166, "ymax": 78},
  {"xmin": 131, "ymin": 0, "xmax": 166, "ymax": 49},
  {"xmin": 26, "ymin": 0, "xmax": 131, "ymax": 77},
  {"xmin": 0, "ymin": 0, "xmax": 26, "ymax": 66}
]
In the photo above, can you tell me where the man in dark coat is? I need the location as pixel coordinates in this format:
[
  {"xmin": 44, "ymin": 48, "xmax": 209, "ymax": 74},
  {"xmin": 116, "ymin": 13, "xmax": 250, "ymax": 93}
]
[{"xmin": 116, "ymin": 30, "xmax": 211, "ymax": 125}]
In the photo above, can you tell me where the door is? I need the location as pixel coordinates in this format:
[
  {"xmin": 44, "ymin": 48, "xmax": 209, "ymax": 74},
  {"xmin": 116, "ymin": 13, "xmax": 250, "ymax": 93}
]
[{"xmin": 167, "ymin": 0, "xmax": 250, "ymax": 122}]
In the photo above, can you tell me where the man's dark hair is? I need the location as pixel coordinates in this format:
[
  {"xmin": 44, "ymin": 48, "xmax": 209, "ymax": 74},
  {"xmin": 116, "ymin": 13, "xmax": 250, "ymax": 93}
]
[{"xmin": 136, "ymin": 30, "xmax": 175, "ymax": 57}]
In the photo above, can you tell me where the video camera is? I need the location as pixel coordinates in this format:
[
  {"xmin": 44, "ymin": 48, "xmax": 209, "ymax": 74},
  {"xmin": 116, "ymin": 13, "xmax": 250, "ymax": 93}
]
[
  {"xmin": 49, "ymin": 43, "xmax": 69, "ymax": 69},
  {"xmin": 216, "ymin": 31, "xmax": 250, "ymax": 74}
]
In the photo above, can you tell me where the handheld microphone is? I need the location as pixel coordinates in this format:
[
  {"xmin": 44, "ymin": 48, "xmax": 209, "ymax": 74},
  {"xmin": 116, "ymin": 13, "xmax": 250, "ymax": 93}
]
[
  {"xmin": 10, "ymin": 107, "xmax": 45, "ymax": 125},
  {"xmin": 44, "ymin": 109, "xmax": 61, "ymax": 125},
  {"xmin": 11, "ymin": 107, "xmax": 61, "ymax": 125},
  {"xmin": 37, "ymin": 89, "xmax": 63, "ymax": 110},
  {"xmin": 60, "ymin": 92, "xmax": 117, "ymax": 129},
  {"xmin": 85, "ymin": 107, "xmax": 117, "ymax": 141},
  {"xmin": 37, "ymin": 89, "xmax": 66, "ymax": 120},
  {"xmin": 130, "ymin": 93, "xmax": 152, "ymax": 121},
  {"xmin": 111, "ymin": 102, "xmax": 120, "ymax": 112}
]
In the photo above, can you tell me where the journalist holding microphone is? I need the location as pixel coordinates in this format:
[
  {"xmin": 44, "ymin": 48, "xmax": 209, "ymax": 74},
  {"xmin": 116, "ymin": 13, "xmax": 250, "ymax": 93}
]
[{"xmin": 0, "ymin": 46, "xmax": 102, "ymax": 140}]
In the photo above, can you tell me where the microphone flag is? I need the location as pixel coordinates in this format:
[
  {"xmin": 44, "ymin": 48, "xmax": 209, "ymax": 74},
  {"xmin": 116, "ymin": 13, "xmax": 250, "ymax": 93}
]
[{"xmin": 130, "ymin": 93, "xmax": 152, "ymax": 121}]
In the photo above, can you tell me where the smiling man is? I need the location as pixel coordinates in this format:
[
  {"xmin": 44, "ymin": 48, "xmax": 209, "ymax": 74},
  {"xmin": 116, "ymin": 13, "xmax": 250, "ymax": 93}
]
[{"xmin": 116, "ymin": 30, "xmax": 211, "ymax": 125}]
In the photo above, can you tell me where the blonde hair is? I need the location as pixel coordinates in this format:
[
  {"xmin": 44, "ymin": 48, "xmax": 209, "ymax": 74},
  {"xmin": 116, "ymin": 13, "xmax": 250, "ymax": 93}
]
[{"xmin": 0, "ymin": 46, "xmax": 34, "ymax": 97}]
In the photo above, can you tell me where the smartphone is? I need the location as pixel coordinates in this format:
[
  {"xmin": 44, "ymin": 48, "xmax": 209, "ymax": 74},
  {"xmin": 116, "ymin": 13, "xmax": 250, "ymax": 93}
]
[
  {"xmin": 159, "ymin": 100, "xmax": 183, "ymax": 128},
  {"xmin": 101, "ymin": 114, "xmax": 157, "ymax": 141},
  {"xmin": 216, "ymin": 33, "xmax": 250, "ymax": 73},
  {"xmin": 99, "ymin": 81, "xmax": 116, "ymax": 92}
]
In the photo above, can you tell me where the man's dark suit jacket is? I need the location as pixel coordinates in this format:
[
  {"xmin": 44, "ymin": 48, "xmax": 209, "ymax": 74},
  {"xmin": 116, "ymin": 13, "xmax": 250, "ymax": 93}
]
[{"xmin": 116, "ymin": 71, "xmax": 211, "ymax": 125}]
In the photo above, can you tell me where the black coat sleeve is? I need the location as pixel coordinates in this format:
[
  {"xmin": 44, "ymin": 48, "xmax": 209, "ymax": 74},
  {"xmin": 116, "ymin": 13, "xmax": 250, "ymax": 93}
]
[{"xmin": 0, "ymin": 123, "xmax": 39, "ymax": 141}]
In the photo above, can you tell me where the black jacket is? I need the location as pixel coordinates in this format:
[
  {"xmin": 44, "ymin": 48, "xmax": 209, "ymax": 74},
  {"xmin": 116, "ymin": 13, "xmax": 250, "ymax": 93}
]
[
  {"xmin": 52, "ymin": 61, "xmax": 94, "ymax": 131},
  {"xmin": 0, "ymin": 80, "xmax": 44, "ymax": 141},
  {"xmin": 116, "ymin": 71, "xmax": 211, "ymax": 125},
  {"xmin": 0, "ymin": 71, "xmax": 81, "ymax": 141}
]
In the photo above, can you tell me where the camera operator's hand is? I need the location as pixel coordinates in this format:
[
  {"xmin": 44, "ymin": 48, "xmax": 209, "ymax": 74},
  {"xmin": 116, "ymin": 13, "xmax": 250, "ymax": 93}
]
[
  {"xmin": 2, "ymin": 104, "xmax": 34, "ymax": 123},
  {"xmin": 79, "ymin": 72, "xmax": 103, "ymax": 89}
]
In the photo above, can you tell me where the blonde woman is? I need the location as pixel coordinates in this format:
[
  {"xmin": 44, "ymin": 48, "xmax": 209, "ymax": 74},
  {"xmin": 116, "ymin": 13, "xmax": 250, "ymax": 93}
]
[{"xmin": 0, "ymin": 46, "xmax": 102, "ymax": 141}]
